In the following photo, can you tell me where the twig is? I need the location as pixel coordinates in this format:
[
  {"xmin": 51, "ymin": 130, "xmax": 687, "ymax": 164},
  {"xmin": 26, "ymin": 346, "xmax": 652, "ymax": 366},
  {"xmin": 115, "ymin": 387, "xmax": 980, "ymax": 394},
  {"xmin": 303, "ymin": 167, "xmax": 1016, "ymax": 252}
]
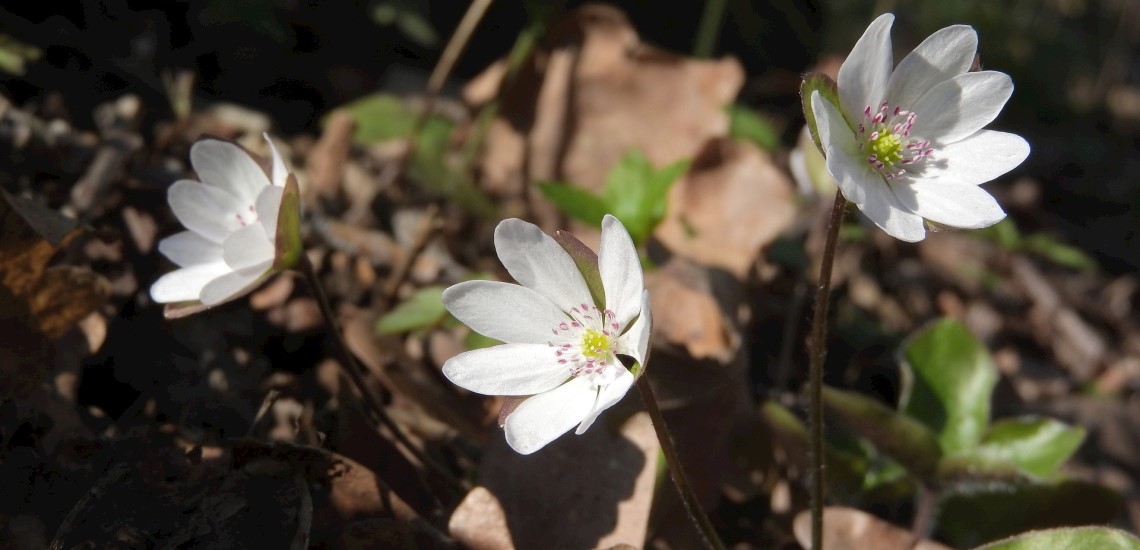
[
  {"xmin": 49, "ymin": 463, "xmax": 132, "ymax": 550},
  {"xmin": 247, "ymin": 389, "xmax": 281, "ymax": 438},
  {"xmin": 290, "ymin": 471, "xmax": 314, "ymax": 550},
  {"xmin": 381, "ymin": 204, "xmax": 442, "ymax": 309},
  {"xmin": 636, "ymin": 376, "xmax": 725, "ymax": 550},
  {"xmin": 807, "ymin": 190, "xmax": 848, "ymax": 550}
]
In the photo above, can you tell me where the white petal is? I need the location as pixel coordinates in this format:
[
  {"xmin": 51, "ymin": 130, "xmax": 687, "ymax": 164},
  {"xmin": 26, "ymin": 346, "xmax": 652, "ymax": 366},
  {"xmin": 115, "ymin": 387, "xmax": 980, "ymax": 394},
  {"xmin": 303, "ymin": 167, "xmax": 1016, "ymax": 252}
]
[
  {"xmin": 263, "ymin": 133, "xmax": 289, "ymax": 188},
  {"xmin": 886, "ymin": 25, "xmax": 977, "ymax": 109},
  {"xmin": 190, "ymin": 139, "xmax": 272, "ymax": 207},
  {"xmin": 812, "ymin": 92, "xmax": 863, "ymax": 198},
  {"xmin": 838, "ymin": 13, "xmax": 895, "ymax": 122},
  {"xmin": 222, "ymin": 223, "xmax": 276, "ymax": 271},
  {"xmin": 575, "ymin": 369, "xmax": 634, "ymax": 435},
  {"xmin": 503, "ymin": 377, "xmax": 597, "ymax": 454},
  {"xmin": 443, "ymin": 281, "xmax": 574, "ymax": 344},
  {"xmin": 598, "ymin": 215, "xmax": 643, "ymax": 331},
  {"xmin": 199, "ymin": 261, "xmax": 272, "ymax": 306},
  {"xmin": 823, "ymin": 143, "xmax": 876, "ymax": 207},
  {"xmin": 859, "ymin": 178, "xmax": 926, "ymax": 242},
  {"xmin": 149, "ymin": 260, "xmax": 231, "ymax": 303},
  {"xmin": 910, "ymin": 71, "xmax": 1013, "ymax": 144},
  {"xmin": 494, "ymin": 218, "xmax": 594, "ymax": 314},
  {"xmin": 442, "ymin": 343, "xmax": 573, "ymax": 396},
  {"xmin": 895, "ymin": 180, "xmax": 1006, "ymax": 229},
  {"xmin": 168, "ymin": 180, "xmax": 246, "ymax": 243},
  {"xmin": 255, "ymin": 185, "xmax": 285, "ymax": 238},
  {"xmin": 157, "ymin": 231, "xmax": 222, "ymax": 267},
  {"xmin": 616, "ymin": 290, "xmax": 651, "ymax": 367},
  {"xmin": 917, "ymin": 130, "xmax": 1029, "ymax": 185}
]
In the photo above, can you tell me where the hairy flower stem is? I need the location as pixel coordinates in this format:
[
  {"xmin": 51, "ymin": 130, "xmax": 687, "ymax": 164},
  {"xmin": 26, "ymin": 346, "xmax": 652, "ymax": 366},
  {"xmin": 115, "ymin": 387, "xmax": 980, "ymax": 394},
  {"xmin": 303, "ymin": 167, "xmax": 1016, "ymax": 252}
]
[
  {"xmin": 299, "ymin": 255, "xmax": 459, "ymax": 501},
  {"xmin": 808, "ymin": 190, "xmax": 848, "ymax": 549},
  {"xmin": 636, "ymin": 376, "xmax": 725, "ymax": 550}
]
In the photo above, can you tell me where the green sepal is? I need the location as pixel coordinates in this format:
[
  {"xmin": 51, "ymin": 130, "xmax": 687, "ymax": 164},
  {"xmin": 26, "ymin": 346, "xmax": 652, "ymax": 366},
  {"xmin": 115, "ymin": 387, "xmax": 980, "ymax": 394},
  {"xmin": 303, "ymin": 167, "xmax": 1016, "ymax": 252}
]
[
  {"xmin": 552, "ymin": 230, "xmax": 605, "ymax": 309},
  {"xmin": 273, "ymin": 174, "xmax": 304, "ymax": 271},
  {"xmin": 800, "ymin": 72, "xmax": 840, "ymax": 155}
]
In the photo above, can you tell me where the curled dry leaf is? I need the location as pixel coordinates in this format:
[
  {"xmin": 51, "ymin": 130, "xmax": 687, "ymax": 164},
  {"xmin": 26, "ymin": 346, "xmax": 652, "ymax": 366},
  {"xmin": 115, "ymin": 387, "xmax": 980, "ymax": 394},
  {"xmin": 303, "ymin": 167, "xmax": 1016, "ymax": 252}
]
[
  {"xmin": 465, "ymin": 4, "xmax": 743, "ymax": 197},
  {"xmin": 793, "ymin": 507, "xmax": 953, "ymax": 550},
  {"xmin": 655, "ymin": 139, "xmax": 796, "ymax": 278},
  {"xmin": 645, "ymin": 258, "xmax": 736, "ymax": 362},
  {"xmin": 0, "ymin": 191, "xmax": 110, "ymax": 398}
]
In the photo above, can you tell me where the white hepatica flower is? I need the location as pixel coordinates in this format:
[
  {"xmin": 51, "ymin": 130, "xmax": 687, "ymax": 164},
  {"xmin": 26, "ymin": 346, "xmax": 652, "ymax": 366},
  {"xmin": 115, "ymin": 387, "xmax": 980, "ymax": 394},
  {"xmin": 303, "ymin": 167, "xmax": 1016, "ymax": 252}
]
[
  {"xmin": 150, "ymin": 133, "xmax": 302, "ymax": 317},
  {"xmin": 442, "ymin": 215, "xmax": 651, "ymax": 455},
  {"xmin": 811, "ymin": 13, "xmax": 1030, "ymax": 242}
]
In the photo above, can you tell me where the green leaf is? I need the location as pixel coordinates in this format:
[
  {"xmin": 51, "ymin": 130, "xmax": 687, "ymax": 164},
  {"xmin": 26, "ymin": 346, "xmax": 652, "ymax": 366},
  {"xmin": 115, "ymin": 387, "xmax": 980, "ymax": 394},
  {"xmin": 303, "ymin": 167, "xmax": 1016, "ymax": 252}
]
[
  {"xmin": 537, "ymin": 182, "xmax": 610, "ymax": 227},
  {"xmin": 1024, "ymin": 233, "xmax": 1098, "ymax": 272},
  {"xmin": 727, "ymin": 104, "xmax": 780, "ymax": 150},
  {"xmin": 800, "ymin": 72, "xmax": 840, "ymax": 154},
  {"xmin": 759, "ymin": 401, "xmax": 872, "ymax": 500},
  {"xmin": 942, "ymin": 417, "xmax": 1085, "ymax": 479},
  {"xmin": 463, "ymin": 331, "xmax": 501, "ymax": 350},
  {"xmin": 822, "ymin": 386, "xmax": 943, "ymax": 479},
  {"xmin": 937, "ymin": 479, "xmax": 1123, "ymax": 548},
  {"xmin": 899, "ymin": 318, "xmax": 998, "ymax": 454},
  {"xmin": 974, "ymin": 526, "xmax": 1140, "ymax": 550},
  {"xmin": 600, "ymin": 151, "xmax": 687, "ymax": 245},
  {"xmin": 376, "ymin": 286, "xmax": 448, "ymax": 335},
  {"xmin": 332, "ymin": 94, "xmax": 450, "ymax": 144}
]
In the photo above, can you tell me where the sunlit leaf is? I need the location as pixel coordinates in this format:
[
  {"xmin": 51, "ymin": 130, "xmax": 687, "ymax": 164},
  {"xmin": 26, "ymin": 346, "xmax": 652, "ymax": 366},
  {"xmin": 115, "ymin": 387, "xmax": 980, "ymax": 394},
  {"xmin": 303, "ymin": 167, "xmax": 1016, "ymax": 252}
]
[
  {"xmin": 974, "ymin": 526, "xmax": 1140, "ymax": 550},
  {"xmin": 537, "ymin": 182, "xmax": 610, "ymax": 227},
  {"xmin": 376, "ymin": 286, "xmax": 447, "ymax": 335},
  {"xmin": 899, "ymin": 318, "xmax": 998, "ymax": 454},
  {"xmin": 941, "ymin": 417, "xmax": 1085, "ymax": 479}
]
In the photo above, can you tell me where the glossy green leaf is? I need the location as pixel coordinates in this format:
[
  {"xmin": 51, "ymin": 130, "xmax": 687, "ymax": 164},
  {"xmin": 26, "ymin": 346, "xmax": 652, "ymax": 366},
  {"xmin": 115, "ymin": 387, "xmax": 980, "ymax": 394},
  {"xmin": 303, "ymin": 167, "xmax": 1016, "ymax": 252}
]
[
  {"xmin": 899, "ymin": 318, "xmax": 998, "ymax": 454},
  {"xmin": 822, "ymin": 386, "xmax": 943, "ymax": 479},
  {"xmin": 942, "ymin": 417, "xmax": 1085, "ymax": 479},
  {"xmin": 727, "ymin": 104, "xmax": 780, "ymax": 151},
  {"xmin": 537, "ymin": 182, "xmax": 610, "ymax": 228},
  {"xmin": 376, "ymin": 286, "xmax": 447, "ymax": 335},
  {"xmin": 974, "ymin": 526, "xmax": 1140, "ymax": 550},
  {"xmin": 937, "ymin": 479, "xmax": 1123, "ymax": 548},
  {"xmin": 600, "ymin": 151, "xmax": 687, "ymax": 245}
]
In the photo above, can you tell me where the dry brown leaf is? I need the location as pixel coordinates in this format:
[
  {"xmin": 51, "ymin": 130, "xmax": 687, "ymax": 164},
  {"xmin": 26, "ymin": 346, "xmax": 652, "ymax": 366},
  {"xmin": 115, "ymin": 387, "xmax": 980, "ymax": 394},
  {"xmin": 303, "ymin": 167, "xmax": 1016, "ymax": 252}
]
[
  {"xmin": 306, "ymin": 110, "xmax": 356, "ymax": 201},
  {"xmin": 792, "ymin": 507, "xmax": 953, "ymax": 550},
  {"xmin": 655, "ymin": 139, "xmax": 796, "ymax": 278},
  {"xmin": 465, "ymin": 409, "xmax": 658, "ymax": 549},
  {"xmin": 0, "ymin": 191, "xmax": 110, "ymax": 398},
  {"xmin": 645, "ymin": 258, "xmax": 736, "ymax": 361},
  {"xmin": 448, "ymin": 486, "xmax": 513, "ymax": 550},
  {"xmin": 466, "ymin": 4, "xmax": 743, "ymax": 198}
]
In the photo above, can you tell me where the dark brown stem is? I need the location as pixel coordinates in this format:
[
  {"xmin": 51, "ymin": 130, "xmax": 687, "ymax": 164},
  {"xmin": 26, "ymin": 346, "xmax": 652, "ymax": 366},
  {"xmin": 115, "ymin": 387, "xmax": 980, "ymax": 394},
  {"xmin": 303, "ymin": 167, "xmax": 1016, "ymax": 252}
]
[
  {"xmin": 636, "ymin": 376, "xmax": 725, "ymax": 550},
  {"xmin": 299, "ymin": 255, "xmax": 459, "ymax": 498},
  {"xmin": 808, "ymin": 189, "xmax": 847, "ymax": 550}
]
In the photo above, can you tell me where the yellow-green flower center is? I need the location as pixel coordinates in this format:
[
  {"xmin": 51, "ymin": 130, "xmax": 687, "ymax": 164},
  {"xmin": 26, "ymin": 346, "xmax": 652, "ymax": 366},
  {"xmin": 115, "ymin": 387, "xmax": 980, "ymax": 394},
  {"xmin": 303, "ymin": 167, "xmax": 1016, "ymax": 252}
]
[
  {"xmin": 868, "ymin": 130, "xmax": 904, "ymax": 167},
  {"xmin": 579, "ymin": 329, "xmax": 611, "ymax": 360}
]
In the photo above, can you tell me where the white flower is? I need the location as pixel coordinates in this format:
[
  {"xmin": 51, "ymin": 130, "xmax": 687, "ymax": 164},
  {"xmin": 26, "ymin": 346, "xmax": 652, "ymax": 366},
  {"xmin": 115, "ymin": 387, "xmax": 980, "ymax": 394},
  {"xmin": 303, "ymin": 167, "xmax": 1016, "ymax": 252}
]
[
  {"xmin": 150, "ymin": 133, "xmax": 302, "ymax": 317},
  {"xmin": 442, "ymin": 215, "xmax": 651, "ymax": 454},
  {"xmin": 811, "ymin": 13, "xmax": 1030, "ymax": 242}
]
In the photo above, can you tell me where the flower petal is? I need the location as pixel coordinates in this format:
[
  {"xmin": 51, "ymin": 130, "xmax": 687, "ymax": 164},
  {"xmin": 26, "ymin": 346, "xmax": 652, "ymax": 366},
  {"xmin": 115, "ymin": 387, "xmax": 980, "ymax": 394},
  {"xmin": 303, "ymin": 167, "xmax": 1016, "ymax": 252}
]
[
  {"xmin": 895, "ymin": 180, "xmax": 1006, "ymax": 229},
  {"xmin": 442, "ymin": 281, "xmax": 572, "ymax": 344},
  {"xmin": 443, "ymin": 343, "xmax": 573, "ymax": 396},
  {"xmin": 598, "ymin": 215, "xmax": 643, "ymax": 331},
  {"xmin": 838, "ymin": 13, "xmax": 894, "ymax": 122},
  {"xmin": 255, "ymin": 185, "xmax": 285, "ymax": 238},
  {"xmin": 886, "ymin": 25, "xmax": 977, "ymax": 110},
  {"xmin": 494, "ymin": 218, "xmax": 594, "ymax": 315},
  {"xmin": 199, "ymin": 261, "xmax": 272, "ymax": 306},
  {"xmin": 616, "ymin": 290, "xmax": 651, "ymax": 368},
  {"xmin": 167, "ymin": 180, "xmax": 245, "ymax": 243},
  {"xmin": 190, "ymin": 139, "xmax": 272, "ymax": 207},
  {"xmin": 859, "ymin": 177, "xmax": 926, "ymax": 242},
  {"xmin": 575, "ymin": 369, "xmax": 634, "ymax": 435},
  {"xmin": 149, "ymin": 260, "xmax": 231, "ymax": 303},
  {"xmin": 264, "ymin": 133, "xmax": 289, "ymax": 188},
  {"xmin": 911, "ymin": 71, "xmax": 1014, "ymax": 144},
  {"xmin": 222, "ymin": 223, "xmax": 276, "ymax": 271},
  {"xmin": 813, "ymin": 92, "xmax": 866, "ymax": 200},
  {"xmin": 157, "ymin": 231, "xmax": 221, "ymax": 268},
  {"xmin": 503, "ymin": 376, "xmax": 597, "ymax": 454},
  {"xmin": 915, "ymin": 130, "xmax": 1029, "ymax": 185}
]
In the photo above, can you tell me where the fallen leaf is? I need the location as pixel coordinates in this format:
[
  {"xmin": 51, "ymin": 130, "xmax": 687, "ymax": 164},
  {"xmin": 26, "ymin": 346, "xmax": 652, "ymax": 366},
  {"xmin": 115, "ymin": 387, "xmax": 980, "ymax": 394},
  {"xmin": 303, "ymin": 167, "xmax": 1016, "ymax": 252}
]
[
  {"xmin": 792, "ymin": 507, "xmax": 953, "ymax": 550},
  {"xmin": 448, "ymin": 486, "xmax": 513, "ymax": 550},
  {"xmin": 645, "ymin": 258, "xmax": 736, "ymax": 361},
  {"xmin": 466, "ymin": 4, "xmax": 742, "ymax": 199},
  {"xmin": 655, "ymin": 138, "xmax": 796, "ymax": 278}
]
